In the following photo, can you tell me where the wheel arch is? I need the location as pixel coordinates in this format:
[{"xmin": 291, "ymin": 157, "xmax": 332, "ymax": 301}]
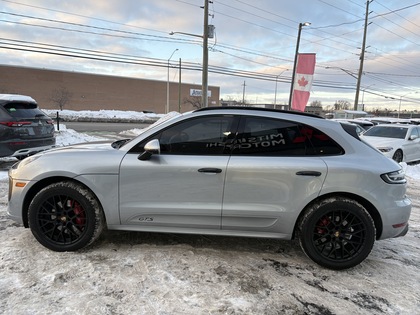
[
  {"xmin": 293, "ymin": 192, "xmax": 383, "ymax": 240},
  {"xmin": 22, "ymin": 176, "xmax": 105, "ymax": 228},
  {"xmin": 393, "ymin": 149, "xmax": 404, "ymax": 163}
]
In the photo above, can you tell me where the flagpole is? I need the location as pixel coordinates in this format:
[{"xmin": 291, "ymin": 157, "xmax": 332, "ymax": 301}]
[{"xmin": 288, "ymin": 22, "xmax": 310, "ymax": 111}]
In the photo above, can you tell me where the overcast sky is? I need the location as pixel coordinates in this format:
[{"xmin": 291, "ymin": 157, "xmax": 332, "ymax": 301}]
[{"xmin": 1, "ymin": 0, "xmax": 420, "ymax": 111}]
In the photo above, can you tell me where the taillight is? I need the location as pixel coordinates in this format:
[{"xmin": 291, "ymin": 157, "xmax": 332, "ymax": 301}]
[
  {"xmin": 0, "ymin": 121, "xmax": 32, "ymax": 127},
  {"xmin": 381, "ymin": 169, "xmax": 406, "ymax": 184}
]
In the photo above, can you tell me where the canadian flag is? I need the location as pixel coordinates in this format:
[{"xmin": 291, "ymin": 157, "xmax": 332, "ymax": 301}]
[{"xmin": 291, "ymin": 53, "xmax": 316, "ymax": 112}]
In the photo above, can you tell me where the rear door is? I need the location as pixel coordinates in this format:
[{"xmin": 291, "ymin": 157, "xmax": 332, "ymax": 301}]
[{"xmin": 222, "ymin": 116, "xmax": 335, "ymax": 236}]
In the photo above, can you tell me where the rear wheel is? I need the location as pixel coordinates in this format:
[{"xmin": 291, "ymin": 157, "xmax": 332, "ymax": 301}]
[
  {"xmin": 392, "ymin": 149, "xmax": 403, "ymax": 163},
  {"xmin": 28, "ymin": 181, "xmax": 105, "ymax": 251},
  {"xmin": 298, "ymin": 197, "xmax": 376, "ymax": 270}
]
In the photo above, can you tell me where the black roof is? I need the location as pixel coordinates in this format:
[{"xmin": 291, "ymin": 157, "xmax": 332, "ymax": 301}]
[{"xmin": 195, "ymin": 106, "xmax": 323, "ymax": 119}]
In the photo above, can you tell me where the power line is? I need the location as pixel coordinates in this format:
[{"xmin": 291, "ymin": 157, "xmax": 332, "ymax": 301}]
[{"xmin": 1, "ymin": 0, "xmax": 419, "ymax": 104}]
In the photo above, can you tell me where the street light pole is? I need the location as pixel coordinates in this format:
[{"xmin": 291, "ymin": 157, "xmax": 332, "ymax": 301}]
[
  {"xmin": 167, "ymin": 48, "xmax": 178, "ymax": 114},
  {"xmin": 274, "ymin": 69, "xmax": 288, "ymax": 109},
  {"xmin": 288, "ymin": 22, "xmax": 310, "ymax": 110},
  {"xmin": 202, "ymin": 0, "xmax": 209, "ymax": 107}
]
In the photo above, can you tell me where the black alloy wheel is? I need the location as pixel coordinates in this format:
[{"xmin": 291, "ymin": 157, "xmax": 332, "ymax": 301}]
[
  {"xmin": 28, "ymin": 181, "xmax": 104, "ymax": 251},
  {"xmin": 298, "ymin": 197, "xmax": 376, "ymax": 270}
]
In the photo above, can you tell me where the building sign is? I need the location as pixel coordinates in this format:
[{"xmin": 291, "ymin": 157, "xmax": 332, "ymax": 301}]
[{"xmin": 190, "ymin": 89, "xmax": 212, "ymax": 97}]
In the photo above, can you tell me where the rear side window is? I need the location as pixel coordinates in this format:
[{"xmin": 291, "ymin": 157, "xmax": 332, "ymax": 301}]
[
  {"xmin": 3, "ymin": 102, "xmax": 47, "ymax": 119},
  {"xmin": 231, "ymin": 116, "xmax": 344, "ymax": 156}
]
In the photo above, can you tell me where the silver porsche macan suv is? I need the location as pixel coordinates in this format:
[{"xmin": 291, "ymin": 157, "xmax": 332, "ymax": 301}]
[{"xmin": 7, "ymin": 107, "xmax": 411, "ymax": 269}]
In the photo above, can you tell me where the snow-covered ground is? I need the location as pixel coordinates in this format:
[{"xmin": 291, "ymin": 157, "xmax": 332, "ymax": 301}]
[{"xmin": 0, "ymin": 110, "xmax": 419, "ymax": 314}]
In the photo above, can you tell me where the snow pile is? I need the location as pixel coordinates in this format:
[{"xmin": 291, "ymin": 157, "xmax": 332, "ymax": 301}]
[
  {"xmin": 401, "ymin": 162, "xmax": 420, "ymax": 180},
  {"xmin": 43, "ymin": 108, "xmax": 164, "ymax": 123},
  {"xmin": 54, "ymin": 124, "xmax": 107, "ymax": 146}
]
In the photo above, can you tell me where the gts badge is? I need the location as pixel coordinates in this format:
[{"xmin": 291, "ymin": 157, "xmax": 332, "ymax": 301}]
[{"xmin": 139, "ymin": 217, "xmax": 154, "ymax": 222}]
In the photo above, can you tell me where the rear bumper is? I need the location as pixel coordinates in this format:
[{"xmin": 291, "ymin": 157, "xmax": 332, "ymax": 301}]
[{"xmin": 394, "ymin": 224, "xmax": 409, "ymax": 238}]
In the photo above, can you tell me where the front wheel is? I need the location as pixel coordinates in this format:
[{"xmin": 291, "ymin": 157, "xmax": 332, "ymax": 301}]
[
  {"xmin": 392, "ymin": 149, "xmax": 403, "ymax": 163},
  {"xmin": 28, "ymin": 181, "xmax": 105, "ymax": 251},
  {"xmin": 298, "ymin": 197, "xmax": 376, "ymax": 270}
]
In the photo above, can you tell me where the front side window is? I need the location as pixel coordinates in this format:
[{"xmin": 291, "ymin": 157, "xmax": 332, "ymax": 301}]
[
  {"xmin": 231, "ymin": 116, "xmax": 343, "ymax": 156},
  {"xmin": 133, "ymin": 115, "xmax": 237, "ymax": 155},
  {"xmin": 409, "ymin": 127, "xmax": 419, "ymax": 139}
]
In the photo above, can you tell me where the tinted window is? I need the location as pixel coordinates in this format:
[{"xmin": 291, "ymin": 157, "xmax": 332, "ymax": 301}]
[
  {"xmin": 409, "ymin": 127, "xmax": 419, "ymax": 139},
  {"xmin": 231, "ymin": 117, "xmax": 343, "ymax": 156},
  {"xmin": 3, "ymin": 102, "xmax": 47, "ymax": 119},
  {"xmin": 137, "ymin": 115, "xmax": 237, "ymax": 155},
  {"xmin": 364, "ymin": 126, "xmax": 407, "ymax": 139}
]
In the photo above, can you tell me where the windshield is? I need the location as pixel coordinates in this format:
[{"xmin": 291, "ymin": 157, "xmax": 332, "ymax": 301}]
[
  {"xmin": 363, "ymin": 126, "xmax": 407, "ymax": 139},
  {"xmin": 114, "ymin": 112, "xmax": 182, "ymax": 149}
]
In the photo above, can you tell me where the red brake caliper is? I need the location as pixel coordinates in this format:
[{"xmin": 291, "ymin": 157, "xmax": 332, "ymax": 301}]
[
  {"xmin": 317, "ymin": 217, "xmax": 330, "ymax": 235},
  {"xmin": 72, "ymin": 201, "xmax": 86, "ymax": 226}
]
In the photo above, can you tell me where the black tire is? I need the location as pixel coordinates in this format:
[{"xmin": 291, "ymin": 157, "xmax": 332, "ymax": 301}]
[
  {"xmin": 298, "ymin": 197, "xmax": 376, "ymax": 270},
  {"xmin": 392, "ymin": 149, "xmax": 403, "ymax": 163},
  {"xmin": 28, "ymin": 181, "xmax": 105, "ymax": 252}
]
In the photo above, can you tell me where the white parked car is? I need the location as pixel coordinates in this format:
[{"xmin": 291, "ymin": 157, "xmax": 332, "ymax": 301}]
[{"xmin": 361, "ymin": 124, "xmax": 420, "ymax": 163}]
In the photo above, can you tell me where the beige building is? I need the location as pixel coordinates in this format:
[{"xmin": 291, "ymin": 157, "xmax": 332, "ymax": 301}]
[{"xmin": 0, "ymin": 65, "xmax": 220, "ymax": 113}]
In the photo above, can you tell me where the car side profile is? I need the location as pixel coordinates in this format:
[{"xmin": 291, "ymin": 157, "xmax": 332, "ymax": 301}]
[
  {"xmin": 7, "ymin": 107, "xmax": 411, "ymax": 270},
  {"xmin": 361, "ymin": 124, "xmax": 420, "ymax": 163},
  {"xmin": 0, "ymin": 94, "xmax": 56, "ymax": 159}
]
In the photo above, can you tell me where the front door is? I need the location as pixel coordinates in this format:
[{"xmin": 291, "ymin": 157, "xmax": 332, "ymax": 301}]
[{"xmin": 119, "ymin": 115, "xmax": 238, "ymax": 230}]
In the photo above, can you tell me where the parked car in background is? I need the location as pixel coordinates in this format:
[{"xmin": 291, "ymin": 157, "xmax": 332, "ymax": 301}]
[
  {"xmin": 361, "ymin": 124, "xmax": 420, "ymax": 163},
  {"xmin": 348, "ymin": 119, "xmax": 375, "ymax": 129},
  {"xmin": 0, "ymin": 94, "xmax": 55, "ymax": 159},
  {"xmin": 331, "ymin": 119, "xmax": 368, "ymax": 135},
  {"xmin": 8, "ymin": 107, "xmax": 411, "ymax": 270}
]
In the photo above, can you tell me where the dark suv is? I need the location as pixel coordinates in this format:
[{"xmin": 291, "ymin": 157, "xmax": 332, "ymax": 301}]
[{"xmin": 0, "ymin": 94, "xmax": 55, "ymax": 159}]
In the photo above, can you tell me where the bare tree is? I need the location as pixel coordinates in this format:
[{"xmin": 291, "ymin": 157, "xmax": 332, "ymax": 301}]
[
  {"xmin": 310, "ymin": 100, "xmax": 322, "ymax": 107},
  {"xmin": 183, "ymin": 96, "xmax": 203, "ymax": 110},
  {"xmin": 50, "ymin": 86, "xmax": 73, "ymax": 110},
  {"xmin": 334, "ymin": 100, "xmax": 351, "ymax": 111}
]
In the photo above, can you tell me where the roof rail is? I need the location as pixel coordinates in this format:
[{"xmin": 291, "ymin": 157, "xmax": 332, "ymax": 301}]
[{"xmin": 194, "ymin": 106, "xmax": 323, "ymax": 119}]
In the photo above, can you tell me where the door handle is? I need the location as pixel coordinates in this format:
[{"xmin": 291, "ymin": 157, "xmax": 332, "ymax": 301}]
[
  {"xmin": 296, "ymin": 171, "xmax": 322, "ymax": 177},
  {"xmin": 198, "ymin": 168, "xmax": 222, "ymax": 174}
]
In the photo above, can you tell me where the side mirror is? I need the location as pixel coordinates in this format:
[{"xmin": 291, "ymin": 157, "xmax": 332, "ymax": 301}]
[
  {"xmin": 409, "ymin": 134, "xmax": 418, "ymax": 141},
  {"xmin": 138, "ymin": 139, "xmax": 161, "ymax": 160}
]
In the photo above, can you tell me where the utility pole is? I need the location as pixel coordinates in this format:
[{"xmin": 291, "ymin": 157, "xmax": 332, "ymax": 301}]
[
  {"xmin": 202, "ymin": 0, "xmax": 209, "ymax": 107},
  {"xmin": 178, "ymin": 58, "xmax": 182, "ymax": 112},
  {"xmin": 242, "ymin": 81, "xmax": 246, "ymax": 104},
  {"xmin": 288, "ymin": 22, "xmax": 310, "ymax": 111},
  {"xmin": 354, "ymin": 0, "xmax": 372, "ymax": 110}
]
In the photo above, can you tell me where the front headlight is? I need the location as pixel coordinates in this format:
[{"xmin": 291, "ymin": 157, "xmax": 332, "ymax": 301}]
[
  {"xmin": 378, "ymin": 146, "xmax": 393, "ymax": 153},
  {"xmin": 381, "ymin": 169, "xmax": 406, "ymax": 184},
  {"xmin": 16, "ymin": 155, "xmax": 42, "ymax": 169}
]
